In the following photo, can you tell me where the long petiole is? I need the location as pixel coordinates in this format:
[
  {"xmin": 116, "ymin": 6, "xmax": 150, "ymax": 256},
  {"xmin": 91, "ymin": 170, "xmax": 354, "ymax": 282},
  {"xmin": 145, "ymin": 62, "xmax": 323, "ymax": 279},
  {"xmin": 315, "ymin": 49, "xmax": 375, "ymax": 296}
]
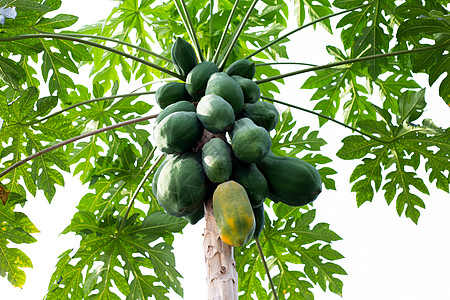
[
  {"xmin": 256, "ymin": 62, "xmax": 317, "ymax": 67},
  {"xmin": 0, "ymin": 114, "xmax": 158, "ymax": 179},
  {"xmin": 218, "ymin": 0, "xmax": 259, "ymax": 70},
  {"xmin": 27, "ymin": 91, "xmax": 156, "ymax": 125},
  {"xmin": 212, "ymin": 0, "xmax": 241, "ymax": 64},
  {"xmin": 0, "ymin": 34, "xmax": 183, "ymax": 80},
  {"xmin": 255, "ymin": 237, "xmax": 279, "ymax": 300},
  {"xmin": 34, "ymin": 30, "xmax": 172, "ymax": 63},
  {"xmin": 256, "ymin": 42, "xmax": 450, "ymax": 84},
  {"xmin": 261, "ymin": 96, "xmax": 386, "ymax": 143},
  {"xmin": 174, "ymin": 0, "xmax": 205, "ymax": 62},
  {"xmin": 245, "ymin": 2, "xmax": 371, "ymax": 59},
  {"xmin": 118, "ymin": 150, "xmax": 164, "ymax": 233}
]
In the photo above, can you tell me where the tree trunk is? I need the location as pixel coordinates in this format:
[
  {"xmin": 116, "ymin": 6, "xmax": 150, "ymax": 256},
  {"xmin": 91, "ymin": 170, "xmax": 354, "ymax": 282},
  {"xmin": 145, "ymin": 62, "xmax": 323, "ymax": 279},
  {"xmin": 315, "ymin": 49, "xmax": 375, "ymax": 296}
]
[{"xmin": 203, "ymin": 197, "xmax": 238, "ymax": 300}]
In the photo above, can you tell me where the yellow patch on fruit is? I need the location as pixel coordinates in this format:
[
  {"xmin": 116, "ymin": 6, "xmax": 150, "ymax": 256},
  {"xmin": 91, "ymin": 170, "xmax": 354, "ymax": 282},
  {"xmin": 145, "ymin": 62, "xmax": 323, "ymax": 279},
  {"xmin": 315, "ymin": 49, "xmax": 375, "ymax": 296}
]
[{"xmin": 213, "ymin": 181, "xmax": 256, "ymax": 247}]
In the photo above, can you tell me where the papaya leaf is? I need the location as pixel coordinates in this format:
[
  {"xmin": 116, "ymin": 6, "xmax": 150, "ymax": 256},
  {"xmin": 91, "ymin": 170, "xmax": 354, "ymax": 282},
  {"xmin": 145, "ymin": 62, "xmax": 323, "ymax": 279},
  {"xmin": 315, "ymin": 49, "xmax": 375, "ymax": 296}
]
[
  {"xmin": 0, "ymin": 193, "xmax": 38, "ymax": 287},
  {"xmin": 236, "ymin": 206, "xmax": 345, "ymax": 299},
  {"xmin": 76, "ymin": 140, "xmax": 157, "ymax": 216},
  {"xmin": 293, "ymin": 0, "xmax": 333, "ymax": 32},
  {"xmin": 0, "ymin": 55, "xmax": 26, "ymax": 90},
  {"xmin": 337, "ymin": 90, "xmax": 449, "ymax": 223},
  {"xmin": 375, "ymin": 73, "xmax": 421, "ymax": 113},
  {"xmin": 67, "ymin": 93, "xmax": 152, "ymax": 145},
  {"xmin": 0, "ymin": 88, "xmax": 79, "ymax": 202},
  {"xmin": 301, "ymin": 49, "xmax": 376, "ymax": 127},
  {"xmin": 47, "ymin": 210, "xmax": 186, "ymax": 300},
  {"xmin": 394, "ymin": 0, "xmax": 450, "ymax": 103},
  {"xmin": 335, "ymin": 0, "xmax": 397, "ymax": 79}
]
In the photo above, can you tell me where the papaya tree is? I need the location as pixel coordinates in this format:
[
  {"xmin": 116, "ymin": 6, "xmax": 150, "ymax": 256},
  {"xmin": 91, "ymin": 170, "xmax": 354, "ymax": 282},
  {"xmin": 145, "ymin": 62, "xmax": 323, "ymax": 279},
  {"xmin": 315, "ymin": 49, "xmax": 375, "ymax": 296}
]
[{"xmin": 0, "ymin": 0, "xmax": 449, "ymax": 299}]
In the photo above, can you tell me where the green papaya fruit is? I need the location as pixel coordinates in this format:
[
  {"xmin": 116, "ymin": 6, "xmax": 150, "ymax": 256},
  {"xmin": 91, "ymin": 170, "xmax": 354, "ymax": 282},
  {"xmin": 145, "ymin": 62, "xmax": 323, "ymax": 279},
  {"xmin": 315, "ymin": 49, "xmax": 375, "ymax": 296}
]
[
  {"xmin": 196, "ymin": 94, "xmax": 235, "ymax": 134},
  {"xmin": 230, "ymin": 118, "xmax": 272, "ymax": 164},
  {"xmin": 202, "ymin": 138, "xmax": 233, "ymax": 183},
  {"xmin": 231, "ymin": 75, "xmax": 260, "ymax": 103},
  {"xmin": 185, "ymin": 61, "xmax": 219, "ymax": 98},
  {"xmin": 154, "ymin": 100, "xmax": 196, "ymax": 129},
  {"xmin": 156, "ymin": 152, "xmax": 207, "ymax": 217},
  {"xmin": 205, "ymin": 72, "xmax": 244, "ymax": 115},
  {"xmin": 225, "ymin": 59, "xmax": 255, "ymax": 79},
  {"xmin": 231, "ymin": 160, "xmax": 268, "ymax": 208},
  {"xmin": 155, "ymin": 82, "xmax": 191, "ymax": 109},
  {"xmin": 256, "ymin": 152, "xmax": 322, "ymax": 206},
  {"xmin": 171, "ymin": 37, "xmax": 198, "ymax": 78},
  {"xmin": 241, "ymin": 101, "xmax": 279, "ymax": 131},
  {"xmin": 154, "ymin": 111, "xmax": 203, "ymax": 154}
]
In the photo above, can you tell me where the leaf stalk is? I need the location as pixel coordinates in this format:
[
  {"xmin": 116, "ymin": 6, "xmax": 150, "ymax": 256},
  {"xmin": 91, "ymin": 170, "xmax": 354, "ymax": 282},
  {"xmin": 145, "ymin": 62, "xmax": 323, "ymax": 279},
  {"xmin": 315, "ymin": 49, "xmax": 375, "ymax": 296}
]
[
  {"xmin": 118, "ymin": 150, "xmax": 164, "ymax": 233},
  {"xmin": 28, "ymin": 91, "xmax": 156, "ymax": 125},
  {"xmin": 174, "ymin": 0, "xmax": 205, "ymax": 62},
  {"xmin": 35, "ymin": 30, "xmax": 173, "ymax": 63},
  {"xmin": 212, "ymin": 0, "xmax": 241, "ymax": 64},
  {"xmin": 0, "ymin": 34, "xmax": 183, "ymax": 80},
  {"xmin": 255, "ymin": 237, "xmax": 279, "ymax": 300},
  {"xmin": 0, "ymin": 114, "xmax": 158, "ymax": 179},
  {"xmin": 245, "ymin": 2, "xmax": 371, "ymax": 59},
  {"xmin": 218, "ymin": 0, "xmax": 259, "ymax": 70},
  {"xmin": 261, "ymin": 96, "xmax": 386, "ymax": 143},
  {"xmin": 256, "ymin": 42, "xmax": 450, "ymax": 84}
]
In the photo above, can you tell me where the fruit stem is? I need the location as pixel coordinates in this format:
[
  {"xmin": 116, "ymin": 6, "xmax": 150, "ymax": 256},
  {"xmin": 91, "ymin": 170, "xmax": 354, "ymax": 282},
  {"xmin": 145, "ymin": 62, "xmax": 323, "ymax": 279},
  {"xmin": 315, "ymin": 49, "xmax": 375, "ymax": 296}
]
[
  {"xmin": 212, "ymin": 0, "xmax": 241, "ymax": 64},
  {"xmin": 255, "ymin": 237, "xmax": 279, "ymax": 300},
  {"xmin": 0, "ymin": 114, "xmax": 158, "ymax": 179},
  {"xmin": 0, "ymin": 34, "xmax": 184, "ymax": 80},
  {"xmin": 118, "ymin": 151, "xmax": 163, "ymax": 233}
]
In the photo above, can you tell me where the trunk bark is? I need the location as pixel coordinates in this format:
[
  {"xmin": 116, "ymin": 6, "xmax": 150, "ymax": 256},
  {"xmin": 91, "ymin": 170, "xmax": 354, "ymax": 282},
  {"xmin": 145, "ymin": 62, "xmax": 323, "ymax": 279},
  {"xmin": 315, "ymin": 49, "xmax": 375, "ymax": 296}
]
[{"xmin": 203, "ymin": 197, "xmax": 238, "ymax": 300}]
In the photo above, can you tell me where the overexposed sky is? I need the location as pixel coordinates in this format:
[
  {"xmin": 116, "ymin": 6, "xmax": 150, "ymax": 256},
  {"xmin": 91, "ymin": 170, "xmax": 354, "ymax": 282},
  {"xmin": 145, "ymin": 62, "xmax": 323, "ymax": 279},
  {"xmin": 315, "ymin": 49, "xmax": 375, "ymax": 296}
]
[{"xmin": 1, "ymin": 1, "xmax": 449, "ymax": 299}]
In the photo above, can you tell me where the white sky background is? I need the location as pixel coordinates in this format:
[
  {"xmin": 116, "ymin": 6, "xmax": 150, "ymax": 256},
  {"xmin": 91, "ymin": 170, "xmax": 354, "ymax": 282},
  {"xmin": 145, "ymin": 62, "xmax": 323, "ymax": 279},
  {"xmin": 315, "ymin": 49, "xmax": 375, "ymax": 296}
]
[{"xmin": 1, "ymin": 0, "xmax": 450, "ymax": 299}]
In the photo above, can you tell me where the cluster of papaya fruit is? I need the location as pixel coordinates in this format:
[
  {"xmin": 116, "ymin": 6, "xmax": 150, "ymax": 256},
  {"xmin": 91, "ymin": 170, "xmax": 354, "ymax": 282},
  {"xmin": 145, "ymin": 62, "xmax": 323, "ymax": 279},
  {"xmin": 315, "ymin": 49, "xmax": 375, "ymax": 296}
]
[{"xmin": 152, "ymin": 37, "xmax": 322, "ymax": 247}]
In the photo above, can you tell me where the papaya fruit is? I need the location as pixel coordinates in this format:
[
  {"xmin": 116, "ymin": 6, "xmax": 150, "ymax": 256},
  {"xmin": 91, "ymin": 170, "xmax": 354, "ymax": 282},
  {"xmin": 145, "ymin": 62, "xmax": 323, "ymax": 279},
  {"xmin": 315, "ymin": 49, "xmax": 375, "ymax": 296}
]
[
  {"xmin": 213, "ymin": 181, "xmax": 255, "ymax": 247},
  {"xmin": 230, "ymin": 118, "xmax": 272, "ymax": 164},
  {"xmin": 231, "ymin": 160, "xmax": 268, "ymax": 208},
  {"xmin": 171, "ymin": 37, "xmax": 198, "ymax": 78},
  {"xmin": 154, "ymin": 100, "xmax": 196, "ymax": 129},
  {"xmin": 252, "ymin": 204, "xmax": 265, "ymax": 239},
  {"xmin": 156, "ymin": 152, "xmax": 207, "ymax": 217},
  {"xmin": 183, "ymin": 205, "xmax": 205, "ymax": 225},
  {"xmin": 241, "ymin": 101, "xmax": 279, "ymax": 131},
  {"xmin": 154, "ymin": 111, "xmax": 203, "ymax": 154},
  {"xmin": 155, "ymin": 82, "xmax": 191, "ymax": 109},
  {"xmin": 205, "ymin": 72, "xmax": 244, "ymax": 115},
  {"xmin": 202, "ymin": 138, "xmax": 232, "ymax": 183},
  {"xmin": 256, "ymin": 152, "xmax": 322, "ymax": 206},
  {"xmin": 225, "ymin": 59, "xmax": 255, "ymax": 79},
  {"xmin": 185, "ymin": 62, "xmax": 219, "ymax": 98},
  {"xmin": 231, "ymin": 75, "xmax": 260, "ymax": 103},
  {"xmin": 196, "ymin": 94, "xmax": 235, "ymax": 134}
]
